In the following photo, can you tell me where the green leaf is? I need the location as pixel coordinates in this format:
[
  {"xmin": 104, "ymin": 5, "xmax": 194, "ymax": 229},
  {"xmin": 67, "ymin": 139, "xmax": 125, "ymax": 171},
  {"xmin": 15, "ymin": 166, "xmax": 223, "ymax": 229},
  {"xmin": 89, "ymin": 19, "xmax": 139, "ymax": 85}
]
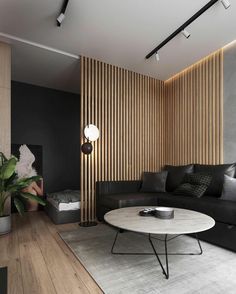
[
  {"xmin": 16, "ymin": 176, "xmax": 41, "ymax": 187},
  {"xmin": 0, "ymin": 152, "xmax": 7, "ymax": 167},
  {"xmin": 14, "ymin": 198, "xmax": 25, "ymax": 216},
  {"xmin": 4, "ymin": 172, "xmax": 17, "ymax": 188},
  {"xmin": 0, "ymin": 180, "xmax": 4, "ymax": 192},
  {"xmin": 20, "ymin": 192, "xmax": 46, "ymax": 206},
  {"xmin": 0, "ymin": 157, "xmax": 17, "ymax": 180},
  {"xmin": 6, "ymin": 176, "xmax": 42, "ymax": 192}
]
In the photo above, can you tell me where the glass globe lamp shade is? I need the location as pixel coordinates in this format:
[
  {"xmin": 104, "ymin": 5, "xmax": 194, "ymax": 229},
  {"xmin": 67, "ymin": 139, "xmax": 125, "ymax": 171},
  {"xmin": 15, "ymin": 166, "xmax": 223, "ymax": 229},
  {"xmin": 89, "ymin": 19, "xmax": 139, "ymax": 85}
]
[{"xmin": 84, "ymin": 124, "xmax": 99, "ymax": 142}]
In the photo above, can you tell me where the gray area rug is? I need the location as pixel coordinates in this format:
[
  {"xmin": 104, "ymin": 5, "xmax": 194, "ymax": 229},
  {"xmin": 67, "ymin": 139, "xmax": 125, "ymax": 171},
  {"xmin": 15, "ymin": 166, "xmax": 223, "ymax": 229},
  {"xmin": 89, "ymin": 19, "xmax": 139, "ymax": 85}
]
[{"xmin": 60, "ymin": 224, "xmax": 236, "ymax": 294}]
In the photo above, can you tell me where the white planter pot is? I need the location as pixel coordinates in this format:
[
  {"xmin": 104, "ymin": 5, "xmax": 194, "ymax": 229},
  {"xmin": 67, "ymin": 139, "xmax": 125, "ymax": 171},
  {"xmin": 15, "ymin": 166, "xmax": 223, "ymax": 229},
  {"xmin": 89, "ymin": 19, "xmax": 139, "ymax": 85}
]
[{"xmin": 0, "ymin": 215, "xmax": 11, "ymax": 235}]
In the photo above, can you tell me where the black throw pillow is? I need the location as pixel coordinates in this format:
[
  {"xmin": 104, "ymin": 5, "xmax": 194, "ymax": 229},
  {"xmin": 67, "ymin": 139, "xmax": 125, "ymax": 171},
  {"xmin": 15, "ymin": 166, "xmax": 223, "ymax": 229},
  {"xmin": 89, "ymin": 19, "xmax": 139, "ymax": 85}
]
[
  {"xmin": 164, "ymin": 164, "xmax": 194, "ymax": 192},
  {"xmin": 174, "ymin": 173, "xmax": 212, "ymax": 198},
  {"xmin": 140, "ymin": 171, "xmax": 168, "ymax": 193},
  {"xmin": 194, "ymin": 164, "xmax": 236, "ymax": 197},
  {"xmin": 221, "ymin": 175, "xmax": 236, "ymax": 202}
]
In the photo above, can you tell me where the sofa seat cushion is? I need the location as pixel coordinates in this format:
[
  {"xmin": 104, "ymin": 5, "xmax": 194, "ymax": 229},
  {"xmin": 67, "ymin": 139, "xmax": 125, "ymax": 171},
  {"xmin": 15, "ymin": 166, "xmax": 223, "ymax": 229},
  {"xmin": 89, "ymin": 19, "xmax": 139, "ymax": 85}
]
[
  {"xmin": 100, "ymin": 193, "xmax": 159, "ymax": 209},
  {"xmin": 194, "ymin": 164, "xmax": 236, "ymax": 197},
  {"xmin": 156, "ymin": 193, "xmax": 191, "ymax": 209},
  {"xmin": 156, "ymin": 193, "xmax": 236, "ymax": 225}
]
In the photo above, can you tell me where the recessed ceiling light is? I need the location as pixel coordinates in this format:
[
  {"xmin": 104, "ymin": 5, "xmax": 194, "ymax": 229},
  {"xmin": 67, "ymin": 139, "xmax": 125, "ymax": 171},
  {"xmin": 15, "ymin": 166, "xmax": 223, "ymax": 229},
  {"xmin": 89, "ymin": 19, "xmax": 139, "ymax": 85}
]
[{"xmin": 155, "ymin": 52, "xmax": 160, "ymax": 62}]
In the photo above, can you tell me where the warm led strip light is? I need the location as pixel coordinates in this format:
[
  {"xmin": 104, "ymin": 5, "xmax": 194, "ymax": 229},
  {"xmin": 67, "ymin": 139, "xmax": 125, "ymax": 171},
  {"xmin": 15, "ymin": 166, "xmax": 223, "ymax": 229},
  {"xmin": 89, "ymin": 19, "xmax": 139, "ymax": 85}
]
[
  {"xmin": 0, "ymin": 32, "xmax": 79, "ymax": 59},
  {"xmin": 165, "ymin": 39, "xmax": 236, "ymax": 82}
]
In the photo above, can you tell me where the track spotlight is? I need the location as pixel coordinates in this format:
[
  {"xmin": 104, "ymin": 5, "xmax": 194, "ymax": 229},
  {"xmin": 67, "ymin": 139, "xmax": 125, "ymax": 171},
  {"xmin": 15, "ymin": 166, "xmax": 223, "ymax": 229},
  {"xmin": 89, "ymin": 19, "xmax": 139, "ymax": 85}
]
[
  {"xmin": 220, "ymin": 0, "xmax": 231, "ymax": 9},
  {"xmin": 57, "ymin": 0, "xmax": 69, "ymax": 27},
  {"xmin": 57, "ymin": 13, "xmax": 65, "ymax": 26},
  {"xmin": 155, "ymin": 52, "xmax": 160, "ymax": 62},
  {"xmin": 146, "ymin": 0, "xmax": 229, "ymax": 60},
  {"xmin": 182, "ymin": 29, "xmax": 191, "ymax": 39}
]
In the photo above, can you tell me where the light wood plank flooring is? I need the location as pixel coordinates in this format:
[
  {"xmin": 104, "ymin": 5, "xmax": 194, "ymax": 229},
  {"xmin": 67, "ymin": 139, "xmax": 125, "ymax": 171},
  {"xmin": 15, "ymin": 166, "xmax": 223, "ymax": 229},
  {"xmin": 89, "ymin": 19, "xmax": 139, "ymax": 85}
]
[{"xmin": 0, "ymin": 212, "xmax": 103, "ymax": 294}]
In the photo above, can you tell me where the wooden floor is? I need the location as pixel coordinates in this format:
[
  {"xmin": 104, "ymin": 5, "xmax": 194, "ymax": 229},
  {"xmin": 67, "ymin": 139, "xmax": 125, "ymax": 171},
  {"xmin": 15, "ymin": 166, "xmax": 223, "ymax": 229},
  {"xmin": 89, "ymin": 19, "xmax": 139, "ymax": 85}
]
[{"xmin": 0, "ymin": 212, "xmax": 103, "ymax": 294}]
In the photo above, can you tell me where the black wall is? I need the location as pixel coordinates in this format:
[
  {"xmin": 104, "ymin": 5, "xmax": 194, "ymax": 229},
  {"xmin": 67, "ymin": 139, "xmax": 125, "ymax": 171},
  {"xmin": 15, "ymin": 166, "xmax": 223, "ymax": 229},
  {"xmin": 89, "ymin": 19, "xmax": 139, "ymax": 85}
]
[{"xmin": 11, "ymin": 81, "xmax": 80, "ymax": 193}]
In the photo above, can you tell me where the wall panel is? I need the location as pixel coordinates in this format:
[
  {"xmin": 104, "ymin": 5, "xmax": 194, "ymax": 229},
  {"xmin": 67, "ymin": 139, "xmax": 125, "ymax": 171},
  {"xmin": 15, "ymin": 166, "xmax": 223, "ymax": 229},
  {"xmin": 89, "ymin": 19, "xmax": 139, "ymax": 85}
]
[
  {"xmin": 164, "ymin": 49, "xmax": 223, "ymax": 166},
  {"xmin": 81, "ymin": 57, "xmax": 165, "ymax": 222},
  {"xmin": 0, "ymin": 42, "xmax": 11, "ymax": 158},
  {"xmin": 0, "ymin": 42, "xmax": 11, "ymax": 215},
  {"xmin": 81, "ymin": 49, "xmax": 223, "ymax": 222}
]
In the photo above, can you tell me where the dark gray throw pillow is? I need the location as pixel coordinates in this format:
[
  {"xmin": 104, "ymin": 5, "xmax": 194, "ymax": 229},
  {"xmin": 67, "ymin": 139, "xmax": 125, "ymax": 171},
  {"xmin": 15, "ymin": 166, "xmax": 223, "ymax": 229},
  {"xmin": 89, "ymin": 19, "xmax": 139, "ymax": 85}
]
[
  {"xmin": 221, "ymin": 175, "xmax": 236, "ymax": 202},
  {"xmin": 174, "ymin": 173, "xmax": 212, "ymax": 198},
  {"xmin": 164, "ymin": 164, "xmax": 194, "ymax": 192},
  {"xmin": 140, "ymin": 171, "xmax": 168, "ymax": 193}
]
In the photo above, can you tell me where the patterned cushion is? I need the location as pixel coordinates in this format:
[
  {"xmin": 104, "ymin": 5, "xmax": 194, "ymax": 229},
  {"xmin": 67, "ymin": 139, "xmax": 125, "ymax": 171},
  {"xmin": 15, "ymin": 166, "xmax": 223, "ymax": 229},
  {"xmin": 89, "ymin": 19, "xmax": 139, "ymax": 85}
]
[{"xmin": 174, "ymin": 173, "xmax": 212, "ymax": 198}]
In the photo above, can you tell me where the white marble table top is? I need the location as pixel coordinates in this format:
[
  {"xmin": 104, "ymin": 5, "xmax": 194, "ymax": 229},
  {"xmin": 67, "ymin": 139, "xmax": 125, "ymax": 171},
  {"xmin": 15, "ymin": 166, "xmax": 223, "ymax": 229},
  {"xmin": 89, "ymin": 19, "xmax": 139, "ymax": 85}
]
[{"xmin": 104, "ymin": 206, "xmax": 215, "ymax": 235}]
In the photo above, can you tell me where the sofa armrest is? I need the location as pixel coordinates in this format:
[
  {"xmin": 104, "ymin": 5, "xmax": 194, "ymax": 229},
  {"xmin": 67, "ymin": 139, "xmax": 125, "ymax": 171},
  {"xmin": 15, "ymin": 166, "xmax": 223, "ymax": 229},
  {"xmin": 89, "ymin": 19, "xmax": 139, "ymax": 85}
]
[{"xmin": 96, "ymin": 180, "xmax": 142, "ymax": 221}]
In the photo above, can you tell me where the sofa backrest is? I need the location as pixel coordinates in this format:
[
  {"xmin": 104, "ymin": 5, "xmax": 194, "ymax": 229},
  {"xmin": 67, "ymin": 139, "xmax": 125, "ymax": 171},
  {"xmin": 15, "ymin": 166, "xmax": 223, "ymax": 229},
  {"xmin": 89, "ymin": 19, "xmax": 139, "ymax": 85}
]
[
  {"xmin": 164, "ymin": 164, "xmax": 194, "ymax": 192},
  {"xmin": 194, "ymin": 164, "xmax": 236, "ymax": 197},
  {"xmin": 163, "ymin": 163, "xmax": 236, "ymax": 197},
  {"xmin": 96, "ymin": 180, "xmax": 142, "ymax": 196}
]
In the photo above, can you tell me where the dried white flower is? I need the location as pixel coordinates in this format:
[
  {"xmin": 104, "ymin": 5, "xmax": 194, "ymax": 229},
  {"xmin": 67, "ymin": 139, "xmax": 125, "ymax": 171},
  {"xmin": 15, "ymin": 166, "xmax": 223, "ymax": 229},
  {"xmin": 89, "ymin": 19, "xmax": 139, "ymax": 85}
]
[{"xmin": 15, "ymin": 145, "xmax": 37, "ymax": 179}]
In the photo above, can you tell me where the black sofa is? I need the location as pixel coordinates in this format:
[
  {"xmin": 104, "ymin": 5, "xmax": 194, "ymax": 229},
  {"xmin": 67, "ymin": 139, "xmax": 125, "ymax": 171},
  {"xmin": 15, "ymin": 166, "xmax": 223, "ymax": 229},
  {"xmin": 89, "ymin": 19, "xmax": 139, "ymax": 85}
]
[{"xmin": 96, "ymin": 164, "xmax": 236, "ymax": 252}]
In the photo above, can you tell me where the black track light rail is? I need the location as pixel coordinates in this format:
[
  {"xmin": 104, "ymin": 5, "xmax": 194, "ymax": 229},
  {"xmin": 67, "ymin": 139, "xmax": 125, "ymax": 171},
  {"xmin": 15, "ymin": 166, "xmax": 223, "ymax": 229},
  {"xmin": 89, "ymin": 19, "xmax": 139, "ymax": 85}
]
[
  {"xmin": 57, "ymin": 0, "xmax": 70, "ymax": 26},
  {"xmin": 145, "ymin": 0, "xmax": 219, "ymax": 59}
]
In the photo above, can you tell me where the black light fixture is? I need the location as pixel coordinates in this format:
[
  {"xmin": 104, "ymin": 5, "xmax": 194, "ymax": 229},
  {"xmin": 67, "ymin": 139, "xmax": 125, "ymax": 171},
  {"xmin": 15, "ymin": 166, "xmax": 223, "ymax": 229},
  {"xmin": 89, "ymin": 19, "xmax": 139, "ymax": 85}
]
[
  {"xmin": 81, "ymin": 124, "xmax": 99, "ymax": 155},
  {"xmin": 81, "ymin": 142, "xmax": 93, "ymax": 155},
  {"xmin": 146, "ymin": 0, "xmax": 231, "ymax": 60},
  {"xmin": 57, "ymin": 0, "xmax": 70, "ymax": 27},
  {"xmin": 80, "ymin": 124, "xmax": 100, "ymax": 227}
]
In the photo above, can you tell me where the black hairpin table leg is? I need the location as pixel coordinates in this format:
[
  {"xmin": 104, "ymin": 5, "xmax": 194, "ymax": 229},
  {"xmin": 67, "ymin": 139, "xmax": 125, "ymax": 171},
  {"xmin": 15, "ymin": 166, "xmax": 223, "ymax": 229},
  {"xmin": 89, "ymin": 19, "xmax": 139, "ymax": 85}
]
[
  {"xmin": 149, "ymin": 234, "xmax": 169, "ymax": 279},
  {"xmin": 111, "ymin": 230, "xmax": 203, "ymax": 279}
]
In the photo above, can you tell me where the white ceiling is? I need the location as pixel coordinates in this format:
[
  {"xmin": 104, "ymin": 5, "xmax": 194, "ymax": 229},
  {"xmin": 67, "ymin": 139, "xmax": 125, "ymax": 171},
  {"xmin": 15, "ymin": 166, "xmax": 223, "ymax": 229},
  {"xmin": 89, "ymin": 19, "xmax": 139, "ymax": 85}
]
[{"xmin": 0, "ymin": 0, "xmax": 235, "ymax": 93}]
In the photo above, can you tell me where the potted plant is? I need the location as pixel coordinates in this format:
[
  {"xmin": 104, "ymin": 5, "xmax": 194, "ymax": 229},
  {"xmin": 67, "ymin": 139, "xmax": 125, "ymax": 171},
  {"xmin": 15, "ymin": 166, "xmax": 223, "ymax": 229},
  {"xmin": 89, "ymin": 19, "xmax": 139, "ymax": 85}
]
[{"xmin": 0, "ymin": 152, "xmax": 45, "ymax": 235}]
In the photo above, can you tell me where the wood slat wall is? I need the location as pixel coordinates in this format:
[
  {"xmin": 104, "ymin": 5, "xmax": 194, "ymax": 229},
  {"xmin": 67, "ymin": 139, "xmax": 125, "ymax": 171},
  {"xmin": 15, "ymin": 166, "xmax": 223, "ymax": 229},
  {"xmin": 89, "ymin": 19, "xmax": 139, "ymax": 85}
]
[
  {"xmin": 80, "ymin": 57, "xmax": 165, "ymax": 222},
  {"xmin": 81, "ymin": 49, "xmax": 223, "ymax": 222},
  {"xmin": 0, "ymin": 42, "xmax": 11, "ymax": 158},
  {"xmin": 164, "ymin": 49, "xmax": 223, "ymax": 166},
  {"xmin": 0, "ymin": 42, "xmax": 11, "ymax": 215}
]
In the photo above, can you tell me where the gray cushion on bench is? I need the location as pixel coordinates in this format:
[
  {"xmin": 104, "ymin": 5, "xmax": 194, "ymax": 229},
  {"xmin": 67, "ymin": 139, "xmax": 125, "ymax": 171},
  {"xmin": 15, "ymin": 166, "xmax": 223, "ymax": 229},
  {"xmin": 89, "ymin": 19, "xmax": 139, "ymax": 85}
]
[{"xmin": 47, "ymin": 190, "xmax": 80, "ymax": 203}]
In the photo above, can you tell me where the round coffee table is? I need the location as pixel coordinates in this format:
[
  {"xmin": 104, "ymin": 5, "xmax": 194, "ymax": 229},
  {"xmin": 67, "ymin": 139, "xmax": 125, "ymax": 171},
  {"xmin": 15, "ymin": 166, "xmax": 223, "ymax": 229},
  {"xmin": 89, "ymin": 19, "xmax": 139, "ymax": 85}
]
[{"xmin": 104, "ymin": 206, "xmax": 215, "ymax": 279}]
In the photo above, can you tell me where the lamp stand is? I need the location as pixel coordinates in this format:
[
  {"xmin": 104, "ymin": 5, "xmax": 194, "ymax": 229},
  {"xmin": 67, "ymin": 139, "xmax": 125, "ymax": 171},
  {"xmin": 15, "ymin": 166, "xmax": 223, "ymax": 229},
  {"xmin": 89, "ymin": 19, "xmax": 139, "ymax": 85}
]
[{"xmin": 79, "ymin": 221, "xmax": 98, "ymax": 227}]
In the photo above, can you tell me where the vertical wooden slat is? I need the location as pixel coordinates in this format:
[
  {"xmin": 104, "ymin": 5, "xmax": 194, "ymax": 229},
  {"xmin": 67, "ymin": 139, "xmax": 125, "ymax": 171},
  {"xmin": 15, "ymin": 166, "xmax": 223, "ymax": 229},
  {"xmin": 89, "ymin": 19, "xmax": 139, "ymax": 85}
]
[
  {"xmin": 0, "ymin": 41, "xmax": 11, "ymax": 218},
  {"xmin": 219, "ymin": 49, "xmax": 224, "ymax": 163},
  {"xmin": 0, "ymin": 43, "xmax": 11, "ymax": 162},
  {"xmin": 80, "ymin": 56, "xmax": 84, "ymax": 222}
]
